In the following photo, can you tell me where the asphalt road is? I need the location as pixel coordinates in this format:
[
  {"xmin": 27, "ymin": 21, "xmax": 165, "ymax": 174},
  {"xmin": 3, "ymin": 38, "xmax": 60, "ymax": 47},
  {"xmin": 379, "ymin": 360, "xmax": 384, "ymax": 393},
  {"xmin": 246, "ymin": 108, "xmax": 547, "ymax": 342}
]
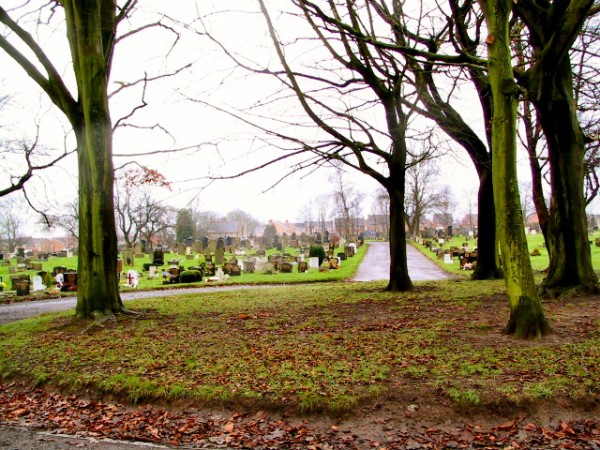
[{"xmin": 0, "ymin": 242, "xmax": 450, "ymax": 326}]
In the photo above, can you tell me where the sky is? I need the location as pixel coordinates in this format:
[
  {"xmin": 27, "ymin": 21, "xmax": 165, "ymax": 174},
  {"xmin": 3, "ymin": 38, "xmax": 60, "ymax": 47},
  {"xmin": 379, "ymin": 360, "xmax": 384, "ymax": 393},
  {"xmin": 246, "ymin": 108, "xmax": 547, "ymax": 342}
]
[{"xmin": 0, "ymin": 0, "xmax": 484, "ymax": 237}]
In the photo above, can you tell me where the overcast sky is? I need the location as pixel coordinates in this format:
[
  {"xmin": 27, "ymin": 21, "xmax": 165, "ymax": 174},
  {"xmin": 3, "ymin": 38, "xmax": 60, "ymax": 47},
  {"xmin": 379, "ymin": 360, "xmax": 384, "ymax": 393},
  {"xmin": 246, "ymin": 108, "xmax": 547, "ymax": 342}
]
[{"xmin": 0, "ymin": 0, "xmax": 484, "ymax": 237}]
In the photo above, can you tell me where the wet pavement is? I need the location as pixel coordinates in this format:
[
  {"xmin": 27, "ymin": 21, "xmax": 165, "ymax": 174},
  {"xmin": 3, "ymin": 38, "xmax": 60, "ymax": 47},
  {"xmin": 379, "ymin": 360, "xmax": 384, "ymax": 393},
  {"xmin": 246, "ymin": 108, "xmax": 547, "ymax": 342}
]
[{"xmin": 0, "ymin": 242, "xmax": 450, "ymax": 326}]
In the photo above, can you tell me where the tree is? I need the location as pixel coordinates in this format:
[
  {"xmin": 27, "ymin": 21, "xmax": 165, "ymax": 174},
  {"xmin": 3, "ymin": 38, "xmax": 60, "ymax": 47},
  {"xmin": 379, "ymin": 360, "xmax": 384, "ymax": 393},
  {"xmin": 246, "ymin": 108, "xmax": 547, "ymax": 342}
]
[
  {"xmin": 1, "ymin": 2, "xmax": 135, "ymax": 320},
  {"xmin": 115, "ymin": 166, "xmax": 171, "ymax": 249},
  {"xmin": 175, "ymin": 209, "xmax": 196, "ymax": 244},
  {"xmin": 47, "ymin": 199, "xmax": 79, "ymax": 246},
  {"xmin": 194, "ymin": 209, "xmax": 221, "ymax": 239},
  {"xmin": 0, "ymin": 2, "xmax": 190, "ymax": 320},
  {"xmin": 248, "ymin": 0, "xmax": 420, "ymax": 290},
  {"xmin": 227, "ymin": 209, "xmax": 259, "ymax": 238},
  {"xmin": 331, "ymin": 169, "xmax": 365, "ymax": 239},
  {"xmin": 433, "ymin": 186, "xmax": 456, "ymax": 231},
  {"xmin": 370, "ymin": 188, "xmax": 390, "ymax": 238},
  {"xmin": 514, "ymin": 0, "xmax": 600, "ymax": 295},
  {"xmin": 405, "ymin": 157, "xmax": 442, "ymax": 238},
  {"xmin": 0, "ymin": 196, "xmax": 25, "ymax": 252},
  {"xmin": 478, "ymin": 0, "xmax": 549, "ymax": 338}
]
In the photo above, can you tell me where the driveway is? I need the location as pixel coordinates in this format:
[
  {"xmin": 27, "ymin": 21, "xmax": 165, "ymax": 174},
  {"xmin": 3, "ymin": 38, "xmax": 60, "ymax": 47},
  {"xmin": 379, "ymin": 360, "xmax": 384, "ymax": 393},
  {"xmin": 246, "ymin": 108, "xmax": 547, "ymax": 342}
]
[{"xmin": 0, "ymin": 242, "xmax": 450, "ymax": 326}]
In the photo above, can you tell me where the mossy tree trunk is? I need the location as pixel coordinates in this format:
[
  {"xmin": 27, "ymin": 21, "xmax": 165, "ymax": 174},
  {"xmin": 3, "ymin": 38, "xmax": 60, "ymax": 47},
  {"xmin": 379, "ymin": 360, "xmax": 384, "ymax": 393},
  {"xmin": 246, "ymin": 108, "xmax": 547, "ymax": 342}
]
[
  {"xmin": 529, "ymin": 58, "xmax": 598, "ymax": 296},
  {"xmin": 0, "ymin": 2, "xmax": 127, "ymax": 320},
  {"xmin": 65, "ymin": 1, "xmax": 124, "ymax": 319},
  {"xmin": 515, "ymin": 0, "xmax": 598, "ymax": 296},
  {"xmin": 479, "ymin": 0, "xmax": 549, "ymax": 338}
]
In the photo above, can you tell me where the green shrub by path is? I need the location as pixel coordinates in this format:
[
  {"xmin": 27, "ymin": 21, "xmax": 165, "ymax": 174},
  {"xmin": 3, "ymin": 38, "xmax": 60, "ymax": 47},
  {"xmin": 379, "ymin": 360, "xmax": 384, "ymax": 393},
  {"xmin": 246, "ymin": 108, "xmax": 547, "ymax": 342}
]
[{"xmin": 0, "ymin": 280, "xmax": 598, "ymax": 415}]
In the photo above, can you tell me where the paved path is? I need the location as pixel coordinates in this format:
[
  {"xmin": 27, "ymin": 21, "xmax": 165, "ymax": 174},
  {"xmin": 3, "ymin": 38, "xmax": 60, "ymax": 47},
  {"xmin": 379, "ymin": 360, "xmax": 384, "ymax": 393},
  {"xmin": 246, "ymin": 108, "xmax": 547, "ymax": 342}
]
[
  {"xmin": 353, "ymin": 241, "xmax": 452, "ymax": 282},
  {"xmin": 0, "ymin": 242, "xmax": 450, "ymax": 326}
]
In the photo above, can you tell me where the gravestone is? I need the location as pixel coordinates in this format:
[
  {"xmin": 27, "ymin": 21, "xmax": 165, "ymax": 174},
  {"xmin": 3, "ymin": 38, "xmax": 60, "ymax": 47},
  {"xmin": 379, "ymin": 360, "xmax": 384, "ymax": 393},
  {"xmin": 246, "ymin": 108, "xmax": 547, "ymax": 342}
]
[
  {"xmin": 242, "ymin": 260, "xmax": 255, "ymax": 273},
  {"xmin": 280, "ymin": 261, "xmax": 293, "ymax": 273},
  {"xmin": 122, "ymin": 248, "xmax": 134, "ymax": 266},
  {"xmin": 17, "ymin": 247, "xmax": 25, "ymax": 258},
  {"xmin": 215, "ymin": 247, "xmax": 225, "ymax": 265},
  {"xmin": 152, "ymin": 247, "xmax": 164, "ymax": 266},
  {"xmin": 32, "ymin": 275, "xmax": 46, "ymax": 291},
  {"xmin": 134, "ymin": 243, "xmax": 143, "ymax": 255},
  {"xmin": 298, "ymin": 261, "xmax": 308, "ymax": 273},
  {"xmin": 208, "ymin": 241, "xmax": 217, "ymax": 254},
  {"xmin": 308, "ymin": 257, "xmax": 320, "ymax": 269},
  {"xmin": 178, "ymin": 242, "xmax": 186, "ymax": 255}
]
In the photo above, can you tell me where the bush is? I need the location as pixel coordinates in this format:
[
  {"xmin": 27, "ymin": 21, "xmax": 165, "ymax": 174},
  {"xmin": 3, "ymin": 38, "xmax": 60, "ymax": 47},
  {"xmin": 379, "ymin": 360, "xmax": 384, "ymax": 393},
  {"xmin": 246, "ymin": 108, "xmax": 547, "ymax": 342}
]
[
  {"xmin": 179, "ymin": 270, "xmax": 203, "ymax": 283},
  {"xmin": 309, "ymin": 245, "xmax": 326, "ymax": 265}
]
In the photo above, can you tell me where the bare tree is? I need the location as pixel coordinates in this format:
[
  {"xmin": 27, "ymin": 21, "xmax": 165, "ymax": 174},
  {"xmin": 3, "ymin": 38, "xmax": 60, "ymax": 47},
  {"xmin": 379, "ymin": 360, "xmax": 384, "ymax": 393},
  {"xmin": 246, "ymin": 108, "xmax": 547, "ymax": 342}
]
[
  {"xmin": 227, "ymin": 209, "xmax": 259, "ymax": 238},
  {"xmin": 0, "ymin": 196, "xmax": 25, "ymax": 252},
  {"xmin": 370, "ymin": 187, "xmax": 390, "ymax": 238},
  {"xmin": 405, "ymin": 157, "xmax": 442, "ymax": 239},
  {"xmin": 47, "ymin": 199, "xmax": 79, "ymax": 243},
  {"xmin": 331, "ymin": 170, "xmax": 365, "ymax": 239}
]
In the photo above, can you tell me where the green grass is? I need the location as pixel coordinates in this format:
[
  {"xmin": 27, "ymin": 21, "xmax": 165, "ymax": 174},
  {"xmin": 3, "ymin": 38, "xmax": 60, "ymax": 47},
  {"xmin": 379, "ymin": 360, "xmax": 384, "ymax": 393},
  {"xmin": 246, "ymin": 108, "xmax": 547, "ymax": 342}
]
[
  {"xmin": 413, "ymin": 230, "xmax": 600, "ymax": 277},
  {"xmin": 0, "ymin": 244, "xmax": 366, "ymax": 301},
  {"xmin": 0, "ymin": 279, "xmax": 598, "ymax": 414}
]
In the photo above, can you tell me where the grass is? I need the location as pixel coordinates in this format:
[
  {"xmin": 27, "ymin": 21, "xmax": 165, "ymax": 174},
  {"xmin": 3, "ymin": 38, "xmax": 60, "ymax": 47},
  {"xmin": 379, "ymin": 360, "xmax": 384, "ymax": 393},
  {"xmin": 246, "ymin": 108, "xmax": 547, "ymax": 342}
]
[
  {"xmin": 0, "ymin": 279, "xmax": 598, "ymax": 415},
  {"xmin": 0, "ymin": 244, "xmax": 367, "ymax": 301},
  {"xmin": 413, "ymin": 230, "xmax": 600, "ymax": 277}
]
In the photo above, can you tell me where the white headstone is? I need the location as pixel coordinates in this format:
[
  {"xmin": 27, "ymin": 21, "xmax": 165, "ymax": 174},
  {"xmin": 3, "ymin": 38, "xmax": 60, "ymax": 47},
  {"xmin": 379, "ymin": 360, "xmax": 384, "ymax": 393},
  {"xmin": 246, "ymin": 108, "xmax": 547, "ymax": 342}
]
[
  {"xmin": 32, "ymin": 275, "xmax": 46, "ymax": 291},
  {"xmin": 444, "ymin": 253, "xmax": 453, "ymax": 264},
  {"xmin": 308, "ymin": 257, "xmax": 320, "ymax": 269}
]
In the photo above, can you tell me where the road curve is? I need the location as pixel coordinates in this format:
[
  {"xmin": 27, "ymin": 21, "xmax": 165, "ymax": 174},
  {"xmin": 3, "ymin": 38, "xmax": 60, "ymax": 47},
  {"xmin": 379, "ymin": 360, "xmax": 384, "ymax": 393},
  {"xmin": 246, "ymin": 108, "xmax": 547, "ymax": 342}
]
[{"xmin": 0, "ymin": 242, "xmax": 450, "ymax": 325}]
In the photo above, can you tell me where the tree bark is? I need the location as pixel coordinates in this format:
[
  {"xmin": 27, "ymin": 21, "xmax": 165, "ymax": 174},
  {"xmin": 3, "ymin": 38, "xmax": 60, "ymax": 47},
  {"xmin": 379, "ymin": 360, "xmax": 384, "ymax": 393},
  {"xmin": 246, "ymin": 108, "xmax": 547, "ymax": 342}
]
[
  {"xmin": 480, "ymin": 0, "xmax": 549, "ymax": 338},
  {"xmin": 63, "ymin": 1, "xmax": 124, "ymax": 319},
  {"xmin": 386, "ymin": 185, "xmax": 413, "ymax": 292},
  {"xmin": 528, "ymin": 58, "xmax": 599, "ymax": 295},
  {"xmin": 515, "ymin": 0, "xmax": 599, "ymax": 296}
]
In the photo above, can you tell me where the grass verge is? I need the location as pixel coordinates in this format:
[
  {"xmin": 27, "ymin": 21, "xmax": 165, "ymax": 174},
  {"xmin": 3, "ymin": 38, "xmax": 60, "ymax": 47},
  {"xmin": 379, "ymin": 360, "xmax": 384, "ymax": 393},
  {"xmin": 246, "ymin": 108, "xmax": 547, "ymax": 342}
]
[{"xmin": 1, "ymin": 279, "xmax": 598, "ymax": 416}]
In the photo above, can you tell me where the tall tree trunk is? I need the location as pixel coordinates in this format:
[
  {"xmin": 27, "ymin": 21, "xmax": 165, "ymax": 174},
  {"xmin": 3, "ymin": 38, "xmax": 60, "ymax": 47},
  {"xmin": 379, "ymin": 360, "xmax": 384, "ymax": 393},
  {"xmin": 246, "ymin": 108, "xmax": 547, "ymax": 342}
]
[
  {"xmin": 480, "ymin": 0, "xmax": 549, "ymax": 338},
  {"xmin": 386, "ymin": 186, "xmax": 413, "ymax": 292},
  {"xmin": 65, "ymin": 1, "xmax": 124, "ymax": 320},
  {"xmin": 529, "ymin": 59, "xmax": 599, "ymax": 296}
]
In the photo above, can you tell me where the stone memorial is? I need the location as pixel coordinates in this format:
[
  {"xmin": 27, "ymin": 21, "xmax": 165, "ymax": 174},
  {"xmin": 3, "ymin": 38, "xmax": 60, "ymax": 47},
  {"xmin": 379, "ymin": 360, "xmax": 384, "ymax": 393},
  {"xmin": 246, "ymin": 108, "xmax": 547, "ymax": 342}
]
[
  {"xmin": 122, "ymin": 248, "xmax": 134, "ymax": 266},
  {"xmin": 215, "ymin": 247, "xmax": 225, "ymax": 265},
  {"xmin": 152, "ymin": 247, "xmax": 164, "ymax": 266},
  {"xmin": 178, "ymin": 242, "xmax": 186, "ymax": 255}
]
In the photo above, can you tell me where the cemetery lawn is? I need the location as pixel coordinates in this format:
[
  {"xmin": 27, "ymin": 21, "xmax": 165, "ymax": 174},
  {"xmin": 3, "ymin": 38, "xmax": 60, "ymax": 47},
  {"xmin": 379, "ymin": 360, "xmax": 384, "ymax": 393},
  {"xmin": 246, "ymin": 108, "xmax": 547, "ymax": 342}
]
[
  {"xmin": 0, "ymin": 279, "xmax": 599, "ymax": 447},
  {"xmin": 414, "ymin": 231, "xmax": 600, "ymax": 278},
  {"xmin": 0, "ymin": 245, "xmax": 366, "ymax": 304}
]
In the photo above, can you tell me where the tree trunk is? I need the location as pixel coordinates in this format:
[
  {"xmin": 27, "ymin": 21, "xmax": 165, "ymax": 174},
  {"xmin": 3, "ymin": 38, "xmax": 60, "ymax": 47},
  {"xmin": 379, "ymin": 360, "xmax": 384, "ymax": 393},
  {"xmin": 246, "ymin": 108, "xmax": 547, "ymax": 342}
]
[
  {"xmin": 529, "ymin": 58, "xmax": 599, "ymax": 296},
  {"xmin": 65, "ymin": 1, "xmax": 124, "ymax": 320},
  {"xmin": 386, "ymin": 186, "xmax": 413, "ymax": 292},
  {"xmin": 472, "ymin": 167, "xmax": 503, "ymax": 280},
  {"xmin": 480, "ymin": 0, "xmax": 549, "ymax": 338}
]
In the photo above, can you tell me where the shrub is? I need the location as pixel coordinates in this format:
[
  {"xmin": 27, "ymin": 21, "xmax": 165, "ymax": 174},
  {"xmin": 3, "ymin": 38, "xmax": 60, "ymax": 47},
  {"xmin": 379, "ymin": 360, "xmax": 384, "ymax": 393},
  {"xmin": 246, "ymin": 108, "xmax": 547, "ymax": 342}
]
[
  {"xmin": 179, "ymin": 270, "xmax": 203, "ymax": 283},
  {"xmin": 309, "ymin": 245, "xmax": 326, "ymax": 265}
]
